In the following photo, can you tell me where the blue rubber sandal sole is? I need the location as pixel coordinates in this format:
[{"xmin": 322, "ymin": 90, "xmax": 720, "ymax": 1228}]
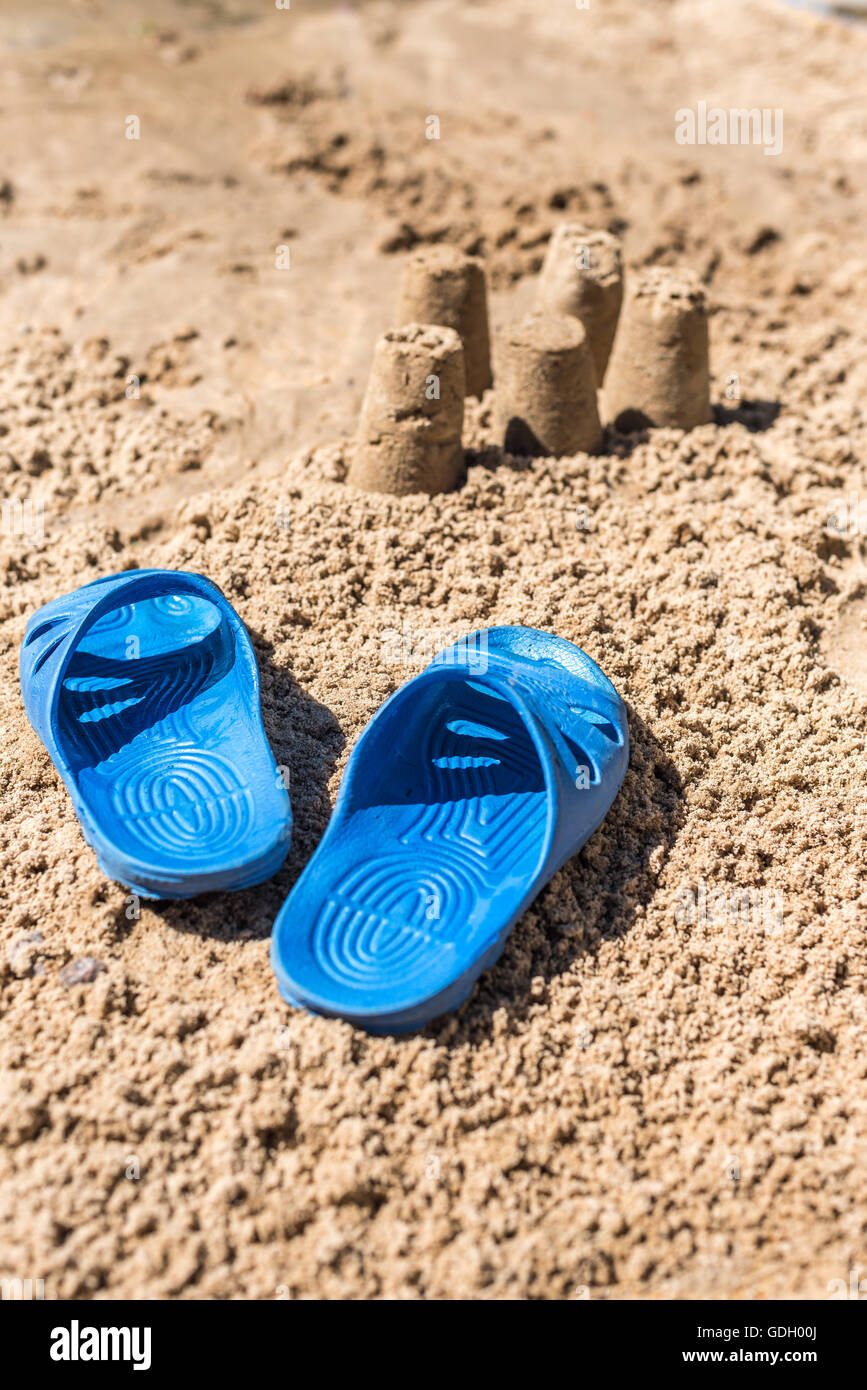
[
  {"xmin": 20, "ymin": 569, "xmax": 292, "ymax": 899},
  {"xmin": 270, "ymin": 626, "xmax": 628, "ymax": 1032}
]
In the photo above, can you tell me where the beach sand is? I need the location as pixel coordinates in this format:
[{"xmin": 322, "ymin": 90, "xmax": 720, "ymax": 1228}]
[{"xmin": 1, "ymin": 0, "xmax": 866, "ymax": 1299}]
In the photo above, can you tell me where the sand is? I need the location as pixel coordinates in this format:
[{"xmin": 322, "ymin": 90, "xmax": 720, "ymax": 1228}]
[{"xmin": 1, "ymin": 0, "xmax": 867, "ymax": 1301}]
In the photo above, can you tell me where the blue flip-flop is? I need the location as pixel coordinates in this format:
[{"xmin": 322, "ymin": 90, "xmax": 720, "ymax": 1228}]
[
  {"xmin": 20, "ymin": 568, "xmax": 292, "ymax": 899},
  {"xmin": 271, "ymin": 626, "xmax": 628, "ymax": 1032}
]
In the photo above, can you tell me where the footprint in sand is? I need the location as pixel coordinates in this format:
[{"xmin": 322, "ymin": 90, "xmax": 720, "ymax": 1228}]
[
  {"xmin": 816, "ymin": 523, "xmax": 867, "ymax": 693},
  {"xmin": 821, "ymin": 588, "xmax": 867, "ymax": 695}
]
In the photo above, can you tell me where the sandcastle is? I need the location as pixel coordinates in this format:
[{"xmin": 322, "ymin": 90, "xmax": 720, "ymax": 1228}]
[
  {"xmin": 534, "ymin": 223, "xmax": 624, "ymax": 386},
  {"xmin": 396, "ymin": 246, "xmax": 492, "ymax": 400},
  {"xmin": 494, "ymin": 313, "xmax": 601, "ymax": 458},
  {"xmin": 347, "ymin": 237, "xmax": 713, "ymax": 495},
  {"xmin": 602, "ymin": 267, "xmax": 711, "ymax": 431},
  {"xmin": 348, "ymin": 323, "xmax": 466, "ymax": 496}
]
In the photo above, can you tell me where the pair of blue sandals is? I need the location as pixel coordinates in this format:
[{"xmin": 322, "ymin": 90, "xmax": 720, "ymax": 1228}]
[{"xmin": 20, "ymin": 569, "xmax": 629, "ymax": 1033}]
